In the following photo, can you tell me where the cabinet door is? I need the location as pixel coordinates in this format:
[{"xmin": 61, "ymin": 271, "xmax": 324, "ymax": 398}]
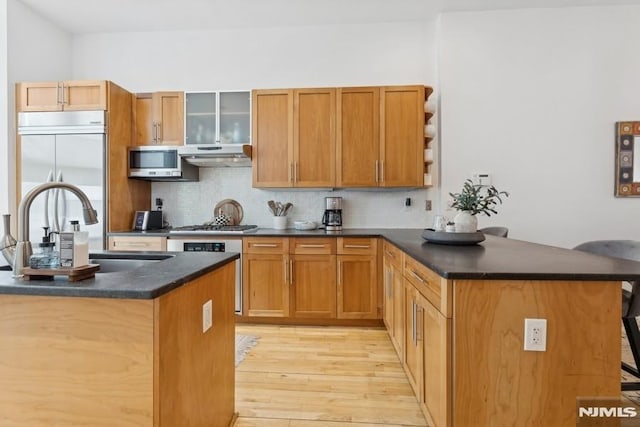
[
  {"xmin": 380, "ymin": 86, "xmax": 424, "ymax": 187},
  {"xmin": 403, "ymin": 281, "xmax": 424, "ymax": 400},
  {"xmin": 219, "ymin": 91, "xmax": 251, "ymax": 144},
  {"xmin": 62, "ymin": 81, "xmax": 107, "ymax": 110},
  {"xmin": 185, "ymin": 92, "xmax": 217, "ymax": 145},
  {"xmin": 336, "ymin": 87, "xmax": 380, "ymax": 187},
  {"xmin": 337, "ymin": 255, "xmax": 378, "ymax": 319},
  {"xmin": 422, "ymin": 298, "xmax": 451, "ymax": 427},
  {"xmin": 153, "ymin": 92, "xmax": 184, "ymax": 145},
  {"xmin": 293, "ymin": 88, "xmax": 336, "ymax": 187},
  {"xmin": 17, "ymin": 82, "xmax": 62, "ymax": 111},
  {"xmin": 243, "ymin": 253, "xmax": 289, "ymax": 317},
  {"xmin": 291, "ymin": 254, "xmax": 336, "ymax": 318},
  {"xmin": 252, "ymin": 89, "xmax": 294, "ymax": 187},
  {"xmin": 134, "ymin": 94, "xmax": 154, "ymax": 145}
]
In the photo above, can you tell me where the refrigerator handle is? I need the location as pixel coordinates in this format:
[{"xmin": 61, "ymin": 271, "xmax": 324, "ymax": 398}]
[
  {"xmin": 43, "ymin": 170, "xmax": 54, "ymax": 229},
  {"xmin": 53, "ymin": 171, "xmax": 67, "ymax": 233}
]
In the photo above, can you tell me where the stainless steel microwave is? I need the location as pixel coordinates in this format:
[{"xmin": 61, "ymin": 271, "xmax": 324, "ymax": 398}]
[{"xmin": 128, "ymin": 146, "xmax": 198, "ymax": 181}]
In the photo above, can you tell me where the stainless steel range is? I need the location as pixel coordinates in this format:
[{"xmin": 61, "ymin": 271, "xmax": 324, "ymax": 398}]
[{"xmin": 166, "ymin": 228, "xmax": 256, "ymax": 315}]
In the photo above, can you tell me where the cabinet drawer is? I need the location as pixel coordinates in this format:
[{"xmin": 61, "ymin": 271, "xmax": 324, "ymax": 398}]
[
  {"xmin": 291, "ymin": 238, "xmax": 336, "ymax": 255},
  {"xmin": 383, "ymin": 241, "xmax": 403, "ymax": 268},
  {"xmin": 337, "ymin": 237, "xmax": 378, "ymax": 255},
  {"xmin": 243, "ymin": 237, "xmax": 288, "ymax": 254},
  {"xmin": 108, "ymin": 236, "xmax": 166, "ymax": 252},
  {"xmin": 404, "ymin": 255, "xmax": 443, "ymax": 311}
]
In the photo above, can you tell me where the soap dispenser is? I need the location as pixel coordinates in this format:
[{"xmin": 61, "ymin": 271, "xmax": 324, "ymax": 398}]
[{"xmin": 29, "ymin": 227, "xmax": 60, "ymax": 269}]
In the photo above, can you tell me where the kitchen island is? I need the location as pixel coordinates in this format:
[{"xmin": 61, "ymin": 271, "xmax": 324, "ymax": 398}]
[
  {"xmin": 107, "ymin": 228, "xmax": 640, "ymax": 426},
  {"xmin": 0, "ymin": 252, "xmax": 238, "ymax": 427}
]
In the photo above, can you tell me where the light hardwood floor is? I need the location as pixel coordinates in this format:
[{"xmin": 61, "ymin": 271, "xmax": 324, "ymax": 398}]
[{"xmin": 234, "ymin": 324, "xmax": 427, "ymax": 426}]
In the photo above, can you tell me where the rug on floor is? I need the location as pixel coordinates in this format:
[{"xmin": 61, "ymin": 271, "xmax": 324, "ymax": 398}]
[{"xmin": 235, "ymin": 334, "xmax": 259, "ymax": 367}]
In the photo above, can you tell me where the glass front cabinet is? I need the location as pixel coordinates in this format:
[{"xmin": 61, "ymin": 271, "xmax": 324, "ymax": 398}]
[{"xmin": 184, "ymin": 91, "xmax": 251, "ymax": 145}]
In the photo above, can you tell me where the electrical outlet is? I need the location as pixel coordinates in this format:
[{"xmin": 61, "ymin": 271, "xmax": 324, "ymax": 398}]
[
  {"xmin": 425, "ymin": 200, "xmax": 432, "ymax": 211},
  {"xmin": 524, "ymin": 318, "xmax": 547, "ymax": 351},
  {"xmin": 202, "ymin": 300, "xmax": 213, "ymax": 333}
]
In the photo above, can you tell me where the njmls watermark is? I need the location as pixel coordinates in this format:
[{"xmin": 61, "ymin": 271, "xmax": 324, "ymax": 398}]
[{"xmin": 577, "ymin": 397, "xmax": 640, "ymax": 426}]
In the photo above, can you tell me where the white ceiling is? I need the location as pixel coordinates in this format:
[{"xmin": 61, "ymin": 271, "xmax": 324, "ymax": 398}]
[{"xmin": 17, "ymin": 0, "xmax": 640, "ymax": 34}]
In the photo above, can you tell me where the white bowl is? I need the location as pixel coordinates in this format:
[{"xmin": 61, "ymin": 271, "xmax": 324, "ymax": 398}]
[{"xmin": 294, "ymin": 221, "xmax": 317, "ymax": 230}]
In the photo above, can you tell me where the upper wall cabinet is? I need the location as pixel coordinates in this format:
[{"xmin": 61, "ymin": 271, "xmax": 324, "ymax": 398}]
[
  {"xmin": 252, "ymin": 88, "xmax": 335, "ymax": 188},
  {"xmin": 134, "ymin": 92, "xmax": 184, "ymax": 145},
  {"xmin": 380, "ymin": 85, "xmax": 428, "ymax": 188},
  {"xmin": 254, "ymin": 84, "xmax": 433, "ymax": 189},
  {"xmin": 185, "ymin": 91, "xmax": 251, "ymax": 145},
  {"xmin": 17, "ymin": 80, "xmax": 108, "ymax": 112}
]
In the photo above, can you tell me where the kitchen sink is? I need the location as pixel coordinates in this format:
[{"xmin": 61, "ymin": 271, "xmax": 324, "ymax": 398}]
[{"xmin": 89, "ymin": 253, "xmax": 174, "ymax": 273}]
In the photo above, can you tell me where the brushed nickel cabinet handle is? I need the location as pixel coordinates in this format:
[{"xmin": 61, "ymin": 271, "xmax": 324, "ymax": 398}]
[
  {"xmin": 289, "ymin": 162, "xmax": 294, "ymax": 183},
  {"xmin": 412, "ymin": 300, "xmax": 417, "ymax": 345},
  {"xmin": 375, "ymin": 160, "xmax": 379, "ymax": 183},
  {"xmin": 60, "ymin": 81, "xmax": 66, "ymax": 105},
  {"xmin": 299, "ymin": 244, "xmax": 326, "ymax": 248},
  {"xmin": 416, "ymin": 306, "xmax": 423, "ymax": 342},
  {"xmin": 284, "ymin": 259, "xmax": 288, "ymax": 285},
  {"xmin": 253, "ymin": 243, "xmax": 278, "ymax": 248},
  {"xmin": 410, "ymin": 270, "xmax": 426, "ymax": 284},
  {"xmin": 157, "ymin": 122, "xmax": 162, "ymax": 142},
  {"xmin": 344, "ymin": 244, "xmax": 370, "ymax": 249},
  {"xmin": 295, "ymin": 162, "xmax": 299, "ymax": 183},
  {"xmin": 380, "ymin": 160, "xmax": 385, "ymax": 183},
  {"xmin": 289, "ymin": 260, "xmax": 293, "ymax": 285}
]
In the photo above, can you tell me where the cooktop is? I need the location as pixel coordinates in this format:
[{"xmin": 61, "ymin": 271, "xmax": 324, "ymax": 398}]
[{"xmin": 169, "ymin": 224, "xmax": 258, "ymax": 234}]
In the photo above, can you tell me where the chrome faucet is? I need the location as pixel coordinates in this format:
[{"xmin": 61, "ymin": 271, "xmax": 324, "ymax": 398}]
[{"xmin": 13, "ymin": 182, "xmax": 98, "ymax": 277}]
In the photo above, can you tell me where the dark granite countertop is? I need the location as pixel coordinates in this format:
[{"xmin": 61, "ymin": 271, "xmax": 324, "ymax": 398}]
[
  {"xmin": 108, "ymin": 228, "xmax": 640, "ymax": 281},
  {"xmin": 0, "ymin": 252, "xmax": 239, "ymax": 299}
]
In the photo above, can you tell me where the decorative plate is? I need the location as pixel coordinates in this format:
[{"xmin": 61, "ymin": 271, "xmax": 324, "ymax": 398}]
[
  {"xmin": 421, "ymin": 228, "xmax": 485, "ymax": 245},
  {"xmin": 213, "ymin": 199, "xmax": 243, "ymax": 225}
]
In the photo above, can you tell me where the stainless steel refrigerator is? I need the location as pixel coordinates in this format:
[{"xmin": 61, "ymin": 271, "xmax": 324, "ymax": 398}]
[{"xmin": 18, "ymin": 111, "xmax": 106, "ymax": 250}]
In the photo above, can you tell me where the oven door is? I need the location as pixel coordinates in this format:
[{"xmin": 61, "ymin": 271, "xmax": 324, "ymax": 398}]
[{"xmin": 167, "ymin": 238, "xmax": 242, "ymax": 314}]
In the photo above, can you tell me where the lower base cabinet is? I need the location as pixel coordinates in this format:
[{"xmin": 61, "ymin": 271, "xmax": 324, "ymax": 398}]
[{"xmin": 241, "ymin": 236, "xmax": 379, "ymax": 323}]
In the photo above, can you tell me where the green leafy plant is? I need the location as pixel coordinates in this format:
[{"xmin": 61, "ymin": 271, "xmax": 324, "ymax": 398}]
[{"xmin": 449, "ymin": 179, "xmax": 509, "ymax": 216}]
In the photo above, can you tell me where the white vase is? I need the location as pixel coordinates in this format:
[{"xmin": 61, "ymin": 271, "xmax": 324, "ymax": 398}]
[{"xmin": 454, "ymin": 211, "xmax": 477, "ymax": 233}]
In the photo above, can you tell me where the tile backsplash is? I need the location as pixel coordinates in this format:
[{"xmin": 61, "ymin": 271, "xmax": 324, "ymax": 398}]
[{"xmin": 152, "ymin": 168, "xmax": 436, "ymax": 229}]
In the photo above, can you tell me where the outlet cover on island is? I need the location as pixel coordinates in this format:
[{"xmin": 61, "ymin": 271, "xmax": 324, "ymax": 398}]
[
  {"xmin": 524, "ymin": 318, "xmax": 547, "ymax": 351},
  {"xmin": 202, "ymin": 299, "xmax": 213, "ymax": 333}
]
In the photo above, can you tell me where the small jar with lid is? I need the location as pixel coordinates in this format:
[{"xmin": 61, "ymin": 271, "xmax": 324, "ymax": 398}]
[{"xmin": 29, "ymin": 227, "xmax": 60, "ymax": 269}]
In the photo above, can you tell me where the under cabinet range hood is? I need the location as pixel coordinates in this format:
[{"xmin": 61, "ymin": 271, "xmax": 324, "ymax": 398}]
[{"xmin": 178, "ymin": 144, "xmax": 252, "ymax": 167}]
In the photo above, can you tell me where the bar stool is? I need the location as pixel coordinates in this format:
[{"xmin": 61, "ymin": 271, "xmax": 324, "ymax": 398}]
[{"xmin": 573, "ymin": 240, "xmax": 640, "ymax": 391}]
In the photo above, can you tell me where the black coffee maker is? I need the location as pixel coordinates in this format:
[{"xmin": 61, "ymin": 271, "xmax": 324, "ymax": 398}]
[{"xmin": 322, "ymin": 197, "xmax": 343, "ymax": 232}]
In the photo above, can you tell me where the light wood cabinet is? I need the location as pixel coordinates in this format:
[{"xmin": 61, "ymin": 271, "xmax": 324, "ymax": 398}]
[
  {"xmin": 337, "ymin": 237, "xmax": 379, "ymax": 319},
  {"xmin": 17, "ymin": 80, "xmax": 108, "ymax": 111},
  {"xmin": 421, "ymin": 298, "xmax": 450, "ymax": 427},
  {"xmin": 380, "ymin": 85, "xmax": 426, "ymax": 187},
  {"xmin": 251, "ymin": 89, "xmax": 293, "ymax": 187},
  {"xmin": 243, "ymin": 237, "xmax": 382, "ymax": 323},
  {"xmin": 383, "ymin": 241, "xmax": 404, "ymax": 357},
  {"xmin": 254, "ymin": 85, "xmax": 432, "ymax": 189},
  {"xmin": 242, "ymin": 237, "xmax": 290, "ymax": 317},
  {"xmin": 336, "ymin": 87, "xmax": 380, "ymax": 187},
  {"xmin": 290, "ymin": 254, "xmax": 336, "ymax": 318},
  {"xmin": 294, "ymin": 88, "xmax": 336, "ymax": 187},
  {"xmin": 134, "ymin": 92, "xmax": 184, "ymax": 145},
  {"xmin": 404, "ymin": 281, "xmax": 424, "ymax": 400},
  {"xmin": 252, "ymin": 88, "xmax": 335, "ymax": 187},
  {"xmin": 108, "ymin": 236, "xmax": 167, "ymax": 251}
]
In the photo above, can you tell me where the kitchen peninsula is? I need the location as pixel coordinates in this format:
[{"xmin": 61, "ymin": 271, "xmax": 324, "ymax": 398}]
[
  {"xmin": 0, "ymin": 252, "xmax": 238, "ymax": 427},
  {"xmin": 112, "ymin": 228, "xmax": 640, "ymax": 426}
]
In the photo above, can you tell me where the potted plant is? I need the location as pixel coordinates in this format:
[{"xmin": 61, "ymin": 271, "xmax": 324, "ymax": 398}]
[{"xmin": 449, "ymin": 179, "xmax": 509, "ymax": 232}]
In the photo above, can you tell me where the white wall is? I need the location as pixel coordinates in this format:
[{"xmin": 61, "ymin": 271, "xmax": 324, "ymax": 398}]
[
  {"xmin": 1, "ymin": 0, "xmax": 71, "ymax": 265},
  {"xmin": 72, "ymin": 20, "xmax": 440, "ymax": 229},
  {"xmin": 440, "ymin": 6, "xmax": 640, "ymax": 248}
]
